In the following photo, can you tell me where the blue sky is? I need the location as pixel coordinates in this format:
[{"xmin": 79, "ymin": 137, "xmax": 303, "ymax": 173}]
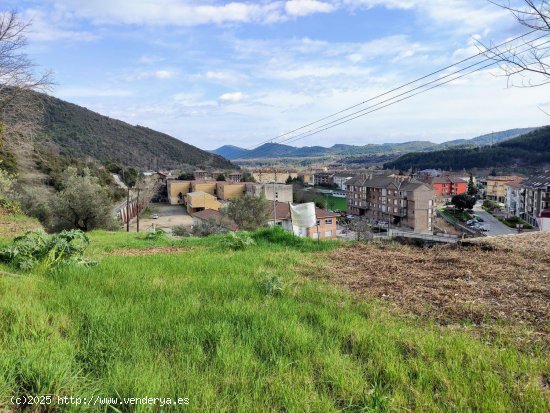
[{"xmin": 9, "ymin": 0, "xmax": 550, "ymax": 150}]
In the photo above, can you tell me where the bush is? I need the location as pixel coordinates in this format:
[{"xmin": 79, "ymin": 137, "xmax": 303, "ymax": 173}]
[
  {"xmin": 172, "ymin": 225, "xmax": 190, "ymax": 237},
  {"xmin": 191, "ymin": 219, "xmax": 227, "ymax": 237},
  {"xmin": 221, "ymin": 231, "xmax": 255, "ymax": 250},
  {"xmin": 260, "ymin": 275, "xmax": 283, "ymax": 296},
  {"xmin": 252, "ymin": 225, "xmax": 306, "ymax": 247},
  {"xmin": 143, "ymin": 229, "xmax": 166, "ymax": 241},
  {"xmin": 0, "ymin": 229, "xmax": 95, "ymax": 272}
]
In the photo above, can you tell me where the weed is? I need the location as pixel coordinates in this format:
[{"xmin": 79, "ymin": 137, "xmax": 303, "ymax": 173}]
[
  {"xmin": 221, "ymin": 231, "xmax": 255, "ymax": 250},
  {"xmin": 261, "ymin": 275, "xmax": 283, "ymax": 296}
]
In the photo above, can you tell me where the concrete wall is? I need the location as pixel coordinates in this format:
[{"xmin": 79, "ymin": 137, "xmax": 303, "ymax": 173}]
[
  {"xmin": 184, "ymin": 192, "xmax": 221, "ymax": 214},
  {"xmin": 252, "ymin": 172, "xmax": 297, "ymax": 183},
  {"xmin": 216, "ymin": 183, "xmax": 246, "ymax": 200},
  {"xmin": 167, "ymin": 181, "xmax": 192, "ymax": 205},
  {"xmin": 191, "ymin": 181, "xmax": 217, "ymax": 196}
]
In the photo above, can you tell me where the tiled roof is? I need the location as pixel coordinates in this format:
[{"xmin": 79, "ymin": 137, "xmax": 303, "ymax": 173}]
[
  {"xmin": 522, "ymin": 173, "xmax": 550, "ymax": 189},
  {"xmin": 346, "ymin": 177, "xmax": 431, "ymax": 191},
  {"xmin": 431, "ymin": 176, "xmax": 467, "ymax": 184},
  {"xmin": 192, "ymin": 209, "xmax": 239, "ymax": 231}
]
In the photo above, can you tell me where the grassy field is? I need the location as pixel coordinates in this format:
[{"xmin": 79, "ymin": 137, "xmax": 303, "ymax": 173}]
[
  {"xmin": 325, "ymin": 196, "xmax": 347, "ymax": 212},
  {"xmin": 0, "ymin": 228, "xmax": 549, "ymax": 412}
]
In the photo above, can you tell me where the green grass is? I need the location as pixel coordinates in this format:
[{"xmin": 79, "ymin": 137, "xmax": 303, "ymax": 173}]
[
  {"xmin": 325, "ymin": 196, "xmax": 347, "ymax": 212},
  {"xmin": 0, "ymin": 229, "xmax": 548, "ymax": 412}
]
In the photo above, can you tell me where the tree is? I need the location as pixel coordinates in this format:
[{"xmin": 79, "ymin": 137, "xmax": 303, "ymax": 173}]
[
  {"xmin": 451, "ymin": 194, "xmax": 476, "ymax": 211},
  {"xmin": 483, "ymin": 1, "xmax": 550, "ymax": 87},
  {"xmin": 467, "ymin": 174, "xmax": 478, "ymax": 196},
  {"xmin": 177, "ymin": 172, "xmax": 195, "ymax": 180},
  {"xmin": 49, "ymin": 167, "xmax": 117, "ymax": 231},
  {"xmin": 285, "ymin": 175, "xmax": 293, "ymax": 184},
  {"xmin": 216, "ymin": 174, "xmax": 226, "ymax": 181},
  {"xmin": 241, "ymin": 171, "xmax": 256, "ymax": 182},
  {"xmin": 223, "ymin": 195, "xmax": 270, "ymax": 231},
  {"xmin": 0, "ymin": 11, "xmax": 52, "ymax": 163}
]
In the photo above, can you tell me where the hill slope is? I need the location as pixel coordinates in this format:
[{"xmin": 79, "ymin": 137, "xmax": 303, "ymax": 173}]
[
  {"xmin": 32, "ymin": 91, "xmax": 233, "ymax": 170},
  {"xmin": 384, "ymin": 126, "xmax": 550, "ymax": 170}
]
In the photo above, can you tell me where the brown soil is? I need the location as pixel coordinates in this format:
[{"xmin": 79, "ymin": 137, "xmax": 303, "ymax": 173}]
[{"xmin": 321, "ymin": 239, "xmax": 550, "ymax": 347}]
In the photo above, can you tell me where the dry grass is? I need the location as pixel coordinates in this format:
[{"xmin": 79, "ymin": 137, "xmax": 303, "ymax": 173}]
[
  {"xmin": 320, "ymin": 240, "xmax": 550, "ymax": 349},
  {"xmin": 0, "ymin": 210, "xmax": 42, "ymax": 239},
  {"xmin": 465, "ymin": 231, "xmax": 550, "ymax": 254}
]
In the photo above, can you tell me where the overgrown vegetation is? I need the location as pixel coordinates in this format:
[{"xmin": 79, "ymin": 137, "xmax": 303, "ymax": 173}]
[
  {"xmin": 223, "ymin": 195, "xmax": 270, "ymax": 231},
  {"xmin": 0, "ymin": 229, "xmax": 94, "ymax": 272},
  {"xmin": 0, "ymin": 230, "xmax": 548, "ymax": 411},
  {"xmin": 220, "ymin": 231, "xmax": 255, "ymax": 250}
]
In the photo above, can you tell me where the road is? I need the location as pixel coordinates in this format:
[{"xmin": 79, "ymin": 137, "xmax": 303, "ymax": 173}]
[
  {"xmin": 473, "ymin": 201, "xmax": 516, "ymax": 236},
  {"xmin": 129, "ymin": 204, "xmax": 193, "ymax": 232}
]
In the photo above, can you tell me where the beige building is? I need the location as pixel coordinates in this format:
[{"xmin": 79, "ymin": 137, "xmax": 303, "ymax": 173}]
[
  {"xmin": 486, "ymin": 176, "xmax": 522, "ymax": 203},
  {"xmin": 167, "ymin": 180, "xmax": 192, "ymax": 204},
  {"xmin": 346, "ymin": 176, "xmax": 435, "ymax": 233},
  {"xmin": 252, "ymin": 170, "xmax": 298, "ymax": 183},
  {"xmin": 268, "ymin": 201, "xmax": 339, "ymax": 240},
  {"xmin": 246, "ymin": 183, "xmax": 293, "ymax": 203},
  {"xmin": 216, "ymin": 182, "xmax": 246, "ymax": 200},
  {"xmin": 184, "ymin": 191, "xmax": 221, "ymax": 214}
]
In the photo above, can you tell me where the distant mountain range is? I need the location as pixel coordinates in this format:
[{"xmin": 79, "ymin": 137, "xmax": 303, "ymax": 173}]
[
  {"xmin": 212, "ymin": 127, "xmax": 538, "ymax": 160},
  {"xmin": 385, "ymin": 126, "xmax": 550, "ymax": 171}
]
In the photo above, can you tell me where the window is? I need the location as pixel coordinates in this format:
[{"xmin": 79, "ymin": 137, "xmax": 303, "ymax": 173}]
[
  {"xmin": 276, "ymin": 222, "xmax": 282, "ymax": 226},
  {"xmin": 316, "ymin": 220, "xmax": 320, "ymax": 226},
  {"xmin": 312, "ymin": 232, "xmax": 319, "ymax": 239},
  {"xmin": 324, "ymin": 230, "xmax": 332, "ymax": 237},
  {"xmin": 325, "ymin": 219, "xmax": 333, "ymax": 225}
]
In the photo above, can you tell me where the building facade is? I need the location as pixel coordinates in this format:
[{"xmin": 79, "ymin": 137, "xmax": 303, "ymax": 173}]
[
  {"xmin": 519, "ymin": 172, "xmax": 550, "ymax": 230},
  {"xmin": 486, "ymin": 176, "xmax": 522, "ymax": 203},
  {"xmin": 430, "ymin": 176, "xmax": 467, "ymax": 200},
  {"xmin": 346, "ymin": 176, "xmax": 435, "ymax": 233},
  {"xmin": 268, "ymin": 201, "xmax": 339, "ymax": 240}
]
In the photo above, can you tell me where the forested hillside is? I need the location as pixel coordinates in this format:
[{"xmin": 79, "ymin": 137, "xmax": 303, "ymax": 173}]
[
  {"xmin": 384, "ymin": 126, "xmax": 550, "ymax": 171},
  {"xmin": 31, "ymin": 91, "xmax": 234, "ymax": 170}
]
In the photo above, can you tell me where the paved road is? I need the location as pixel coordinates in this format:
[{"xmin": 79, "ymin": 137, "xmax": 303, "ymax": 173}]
[
  {"xmin": 473, "ymin": 201, "xmax": 515, "ymax": 236},
  {"xmin": 129, "ymin": 204, "xmax": 193, "ymax": 232}
]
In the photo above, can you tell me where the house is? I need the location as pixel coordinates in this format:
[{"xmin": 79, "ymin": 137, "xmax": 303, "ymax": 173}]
[
  {"xmin": 519, "ymin": 172, "xmax": 550, "ymax": 230},
  {"xmin": 184, "ymin": 191, "xmax": 221, "ymax": 214},
  {"xmin": 193, "ymin": 170, "xmax": 211, "ymax": 180},
  {"xmin": 486, "ymin": 176, "xmax": 522, "ymax": 203},
  {"xmin": 346, "ymin": 176, "xmax": 435, "ymax": 233},
  {"xmin": 268, "ymin": 201, "xmax": 339, "ymax": 240},
  {"xmin": 192, "ymin": 209, "xmax": 239, "ymax": 231},
  {"xmin": 430, "ymin": 176, "xmax": 467, "ymax": 200}
]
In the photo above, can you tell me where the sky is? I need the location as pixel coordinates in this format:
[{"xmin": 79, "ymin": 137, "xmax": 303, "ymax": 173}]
[{"xmin": 9, "ymin": 0, "xmax": 550, "ymax": 150}]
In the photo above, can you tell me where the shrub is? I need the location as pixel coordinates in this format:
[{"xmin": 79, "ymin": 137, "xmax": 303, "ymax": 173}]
[
  {"xmin": 260, "ymin": 275, "xmax": 283, "ymax": 296},
  {"xmin": 221, "ymin": 231, "xmax": 255, "ymax": 250},
  {"xmin": 172, "ymin": 225, "xmax": 190, "ymax": 237},
  {"xmin": 191, "ymin": 219, "xmax": 227, "ymax": 237},
  {"xmin": 0, "ymin": 229, "xmax": 95, "ymax": 272},
  {"xmin": 143, "ymin": 229, "xmax": 165, "ymax": 241},
  {"xmin": 252, "ymin": 225, "xmax": 305, "ymax": 247}
]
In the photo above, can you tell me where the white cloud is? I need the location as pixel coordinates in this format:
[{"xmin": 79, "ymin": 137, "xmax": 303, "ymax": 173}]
[
  {"xmin": 121, "ymin": 69, "xmax": 177, "ymax": 81},
  {"xmin": 56, "ymin": 87, "xmax": 134, "ymax": 98},
  {"xmin": 219, "ymin": 92, "xmax": 245, "ymax": 102},
  {"xmin": 138, "ymin": 55, "xmax": 165, "ymax": 64},
  {"xmin": 285, "ymin": 0, "xmax": 336, "ymax": 17},
  {"xmin": 21, "ymin": 9, "xmax": 99, "ymax": 42}
]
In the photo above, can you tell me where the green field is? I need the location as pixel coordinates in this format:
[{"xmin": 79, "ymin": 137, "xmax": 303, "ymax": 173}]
[
  {"xmin": 325, "ymin": 196, "xmax": 347, "ymax": 212},
  {"xmin": 0, "ymin": 228, "xmax": 548, "ymax": 412}
]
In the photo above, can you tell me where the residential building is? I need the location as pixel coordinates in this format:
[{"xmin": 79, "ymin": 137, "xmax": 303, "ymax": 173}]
[
  {"xmin": 346, "ymin": 176, "xmax": 435, "ymax": 233},
  {"xmin": 193, "ymin": 170, "xmax": 211, "ymax": 180},
  {"xmin": 245, "ymin": 183, "xmax": 293, "ymax": 203},
  {"xmin": 167, "ymin": 180, "xmax": 191, "ymax": 204},
  {"xmin": 227, "ymin": 172, "xmax": 243, "ymax": 183},
  {"xmin": 506, "ymin": 180, "xmax": 523, "ymax": 217},
  {"xmin": 332, "ymin": 173, "xmax": 355, "ymax": 190},
  {"xmin": 268, "ymin": 201, "xmax": 339, "ymax": 240},
  {"xmin": 520, "ymin": 172, "xmax": 550, "ymax": 230},
  {"xmin": 184, "ymin": 192, "xmax": 221, "ymax": 214},
  {"xmin": 252, "ymin": 170, "xmax": 298, "ymax": 184},
  {"xmin": 192, "ymin": 209, "xmax": 239, "ymax": 231},
  {"xmin": 314, "ymin": 172, "xmax": 334, "ymax": 187},
  {"xmin": 430, "ymin": 176, "xmax": 467, "ymax": 200},
  {"xmin": 486, "ymin": 176, "xmax": 522, "ymax": 203}
]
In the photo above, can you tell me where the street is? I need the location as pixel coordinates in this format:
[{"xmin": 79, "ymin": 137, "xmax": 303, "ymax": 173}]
[
  {"xmin": 473, "ymin": 201, "xmax": 516, "ymax": 236},
  {"xmin": 128, "ymin": 204, "xmax": 193, "ymax": 232}
]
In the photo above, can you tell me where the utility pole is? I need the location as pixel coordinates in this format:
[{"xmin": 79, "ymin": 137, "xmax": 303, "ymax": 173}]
[
  {"xmin": 126, "ymin": 187, "xmax": 130, "ymax": 232},
  {"xmin": 136, "ymin": 188, "xmax": 140, "ymax": 233}
]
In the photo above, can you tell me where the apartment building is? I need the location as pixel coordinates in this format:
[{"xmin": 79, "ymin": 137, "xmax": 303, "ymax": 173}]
[
  {"xmin": 313, "ymin": 172, "xmax": 334, "ymax": 187},
  {"xmin": 252, "ymin": 170, "xmax": 298, "ymax": 184},
  {"xmin": 486, "ymin": 176, "xmax": 522, "ymax": 203},
  {"xmin": 519, "ymin": 172, "xmax": 550, "ymax": 230},
  {"xmin": 245, "ymin": 183, "xmax": 293, "ymax": 203},
  {"xmin": 332, "ymin": 173, "xmax": 355, "ymax": 190},
  {"xmin": 430, "ymin": 176, "xmax": 467, "ymax": 200},
  {"xmin": 346, "ymin": 176, "xmax": 435, "ymax": 233},
  {"xmin": 506, "ymin": 180, "xmax": 523, "ymax": 217}
]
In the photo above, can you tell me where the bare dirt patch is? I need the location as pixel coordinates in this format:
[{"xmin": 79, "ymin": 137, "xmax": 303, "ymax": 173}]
[
  {"xmin": 321, "ymin": 241, "xmax": 550, "ymax": 347},
  {"xmin": 110, "ymin": 247, "xmax": 192, "ymax": 256}
]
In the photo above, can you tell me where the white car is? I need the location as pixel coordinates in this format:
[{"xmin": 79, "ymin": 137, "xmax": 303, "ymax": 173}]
[{"xmin": 150, "ymin": 213, "xmax": 159, "ymax": 219}]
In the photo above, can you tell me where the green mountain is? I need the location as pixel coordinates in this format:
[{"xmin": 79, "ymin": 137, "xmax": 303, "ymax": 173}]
[
  {"xmin": 384, "ymin": 126, "xmax": 550, "ymax": 171},
  {"xmin": 30, "ymin": 91, "xmax": 233, "ymax": 171},
  {"xmin": 212, "ymin": 128, "xmax": 540, "ymax": 160}
]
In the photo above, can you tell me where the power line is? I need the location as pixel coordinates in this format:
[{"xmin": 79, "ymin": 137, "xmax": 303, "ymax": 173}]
[
  {"xmin": 241, "ymin": 35, "xmax": 549, "ymax": 159},
  {"xmin": 246, "ymin": 29, "xmax": 538, "ymax": 150}
]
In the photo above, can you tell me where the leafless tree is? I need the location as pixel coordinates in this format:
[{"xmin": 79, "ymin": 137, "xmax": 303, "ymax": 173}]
[
  {"xmin": 0, "ymin": 10, "xmax": 52, "ymax": 163},
  {"xmin": 482, "ymin": 1, "xmax": 550, "ymax": 87}
]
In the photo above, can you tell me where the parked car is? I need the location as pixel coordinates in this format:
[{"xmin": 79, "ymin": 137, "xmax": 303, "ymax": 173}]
[{"xmin": 150, "ymin": 213, "xmax": 159, "ymax": 219}]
